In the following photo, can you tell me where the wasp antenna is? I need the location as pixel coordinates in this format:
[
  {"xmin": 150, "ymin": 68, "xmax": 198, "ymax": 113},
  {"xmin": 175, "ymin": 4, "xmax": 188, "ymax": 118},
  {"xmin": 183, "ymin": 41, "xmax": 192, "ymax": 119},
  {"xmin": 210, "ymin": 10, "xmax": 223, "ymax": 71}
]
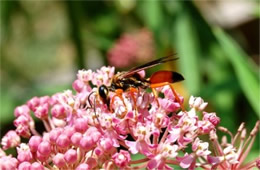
[
  {"xmin": 93, "ymin": 97, "xmax": 101, "ymax": 125},
  {"xmin": 86, "ymin": 91, "xmax": 96, "ymax": 110}
]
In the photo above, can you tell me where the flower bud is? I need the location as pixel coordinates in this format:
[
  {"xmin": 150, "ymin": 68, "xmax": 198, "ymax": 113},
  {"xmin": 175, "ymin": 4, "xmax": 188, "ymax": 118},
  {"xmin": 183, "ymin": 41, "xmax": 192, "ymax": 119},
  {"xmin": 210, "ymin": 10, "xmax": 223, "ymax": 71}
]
[
  {"xmin": 14, "ymin": 105, "xmax": 30, "ymax": 118},
  {"xmin": 74, "ymin": 118, "xmax": 88, "ymax": 133},
  {"xmin": 16, "ymin": 125, "xmax": 31, "ymax": 138},
  {"xmin": 28, "ymin": 136, "xmax": 42, "ymax": 152},
  {"xmin": 39, "ymin": 96, "xmax": 50, "ymax": 105},
  {"xmin": 72, "ymin": 80, "xmax": 85, "ymax": 92},
  {"xmin": 189, "ymin": 96, "xmax": 208, "ymax": 111},
  {"xmin": 56, "ymin": 134, "xmax": 71, "ymax": 149},
  {"xmin": 18, "ymin": 161, "xmax": 31, "ymax": 170},
  {"xmin": 14, "ymin": 115, "xmax": 30, "ymax": 127},
  {"xmin": 80, "ymin": 136, "xmax": 94, "ymax": 151},
  {"xmin": 53, "ymin": 153, "xmax": 66, "ymax": 168},
  {"xmin": 49, "ymin": 128, "xmax": 63, "ymax": 144},
  {"xmin": 0, "ymin": 156, "xmax": 18, "ymax": 170},
  {"xmin": 37, "ymin": 141, "xmax": 51, "ymax": 156},
  {"xmin": 94, "ymin": 147, "xmax": 103, "ymax": 156},
  {"xmin": 76, "ymin": 163, "xmax": 90, "ymax": 170},
  {"xmin": 30, "ymin": 162, "xmax": 44, "ymax": 170},
  {"xmin": 27, "ymin": 97, "xmax": 40, "ymax": 112},
  {"xmin": 63, "ymin": 126, "xmax": 75, "ymax": 138},
  {"xmin": 34, "ymin": 104, "xmax": 49, "ymax": 119},
  {"xmin": 256, "ymin": 159, "xmax": 260, "ymax": 169},
  {"xmin": 51, "ymin": 104, "xmax": 66, "ymax": 119},
  {"xmin": 36, "ymin": 151, "xmax": 48, "ymax": 162},
  {"xmin": 77, "ymin": 70, "xmax": 92, "ymax": 83},
  {"xmin": 71, "ymin": 132, "xmax": 82, "ymax": 147},
  {"xmin": 64, "ymin": 149, "xmax": 77, "ymax": 164},
  {"xmin": 100, "ymin": 138, "xmax": 113, "ymax": 150}
]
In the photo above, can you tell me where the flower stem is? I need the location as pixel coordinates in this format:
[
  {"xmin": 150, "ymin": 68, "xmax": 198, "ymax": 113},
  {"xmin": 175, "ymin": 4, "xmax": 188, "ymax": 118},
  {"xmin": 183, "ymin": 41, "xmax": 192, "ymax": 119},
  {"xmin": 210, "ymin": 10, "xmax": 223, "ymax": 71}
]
[
  {"xmin": 131, "ymin": 162, "xmax": 148, "ymax": 169},
  {"xmin": 43, "ymin": 119, "xmax": 51, "ymax": 132},
  {"xmin": 130, "ymin": 157, "xmax": 149, "ymax": 164},
  {"xmin": 165, "ymin": 159, "xmax": 179, "ymax": 165},
  {"xmin": 159, "ymin": 127, "xmax": 169, "ymax": 144}
]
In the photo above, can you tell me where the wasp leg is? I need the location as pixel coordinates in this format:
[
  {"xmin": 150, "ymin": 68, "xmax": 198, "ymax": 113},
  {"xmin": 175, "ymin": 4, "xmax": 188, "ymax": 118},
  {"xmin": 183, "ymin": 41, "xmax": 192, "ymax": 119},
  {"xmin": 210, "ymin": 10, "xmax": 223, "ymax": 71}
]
[
  {"xmin": 110, "ymin": 89, "xmax": 128, "ymax": 118},
  {"xmin": 151, "ymin": 87, "xmax": 160, "ymax": 107},
  {"xmin": 129, "ymin": 87, "xmax": 139, "ymax": 119},
  {"xmin": 129, "ymin": 87, "xmax": 138, "ymax": 109},
  {"xmin": 85, "ymin": 92, "xmax": 101, "ymax": 125},
  {"xmin": 150, "ymin": 82, "xmax": 184, "ymax": 111}
]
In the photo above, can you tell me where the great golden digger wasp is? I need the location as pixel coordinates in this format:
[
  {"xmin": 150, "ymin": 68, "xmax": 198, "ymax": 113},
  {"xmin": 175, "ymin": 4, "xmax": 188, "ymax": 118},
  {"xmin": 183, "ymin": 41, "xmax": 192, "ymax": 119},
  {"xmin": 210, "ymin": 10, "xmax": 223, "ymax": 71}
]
[{"xmin": 89, "ymin": 55, "xmax": 185, "ymax": 117}]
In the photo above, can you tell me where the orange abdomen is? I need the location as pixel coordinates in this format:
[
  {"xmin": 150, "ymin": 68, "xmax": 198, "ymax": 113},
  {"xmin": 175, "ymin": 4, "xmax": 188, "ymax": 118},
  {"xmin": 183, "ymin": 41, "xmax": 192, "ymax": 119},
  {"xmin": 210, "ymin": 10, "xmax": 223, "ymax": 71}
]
[{"xmin": 149, "ymin": 71, "xmax": 184, "ymax": 84}]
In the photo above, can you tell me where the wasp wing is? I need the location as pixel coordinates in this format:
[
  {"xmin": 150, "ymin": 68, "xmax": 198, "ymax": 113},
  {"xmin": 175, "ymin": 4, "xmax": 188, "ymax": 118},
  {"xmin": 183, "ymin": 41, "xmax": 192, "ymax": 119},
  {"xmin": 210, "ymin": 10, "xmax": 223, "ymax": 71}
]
[{"xmin": 119, "ymin": 54, "xmax": 178, "ymax": 78}]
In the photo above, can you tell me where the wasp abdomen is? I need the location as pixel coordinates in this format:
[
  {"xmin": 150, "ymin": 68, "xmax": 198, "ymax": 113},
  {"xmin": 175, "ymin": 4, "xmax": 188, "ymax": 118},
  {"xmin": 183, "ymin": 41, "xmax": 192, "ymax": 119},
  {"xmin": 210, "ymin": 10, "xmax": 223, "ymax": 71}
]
[{"xmin": 149, "ymin": 71, "xmax": 184, "ymax": 84}]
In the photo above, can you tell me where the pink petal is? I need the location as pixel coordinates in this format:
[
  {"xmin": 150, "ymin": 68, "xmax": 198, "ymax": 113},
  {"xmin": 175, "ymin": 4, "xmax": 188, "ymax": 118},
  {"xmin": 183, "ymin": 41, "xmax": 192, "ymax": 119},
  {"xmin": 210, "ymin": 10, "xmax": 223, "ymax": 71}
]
[
  {"xmin": 177, "ymin": 155, "xmax": 194, "ymax": 169},
  {"xmin": 147, "ymin": 159, "xmax": 158, "ymax": 169},
  {"xmin": 125, "ymin": 141, "xmax": 138, "ymax": 154}
]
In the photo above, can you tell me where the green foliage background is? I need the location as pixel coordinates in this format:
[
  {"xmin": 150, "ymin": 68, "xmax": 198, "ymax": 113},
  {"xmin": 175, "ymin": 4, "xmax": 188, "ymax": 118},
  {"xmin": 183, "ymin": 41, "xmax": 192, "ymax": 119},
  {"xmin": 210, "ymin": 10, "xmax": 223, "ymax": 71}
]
[{"xmin": 0, "ymin": 0, "xmax": 259, "ymax": 161}]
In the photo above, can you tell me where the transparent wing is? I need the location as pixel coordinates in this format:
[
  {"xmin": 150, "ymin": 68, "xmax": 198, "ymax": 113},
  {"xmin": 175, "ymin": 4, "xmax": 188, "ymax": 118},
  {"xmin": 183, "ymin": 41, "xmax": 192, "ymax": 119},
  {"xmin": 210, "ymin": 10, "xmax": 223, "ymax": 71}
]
[{"xmin": 119, "ymin": 54, "xmax": 178, "ymax": 78}]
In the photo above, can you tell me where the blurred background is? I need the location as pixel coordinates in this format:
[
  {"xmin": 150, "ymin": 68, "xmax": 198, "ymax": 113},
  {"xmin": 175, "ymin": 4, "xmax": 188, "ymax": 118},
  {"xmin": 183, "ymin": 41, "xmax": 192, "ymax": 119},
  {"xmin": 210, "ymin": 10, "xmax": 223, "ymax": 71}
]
[{"xmin": 0, "ymin": 0, "xmax": 259, "ymax": 160}]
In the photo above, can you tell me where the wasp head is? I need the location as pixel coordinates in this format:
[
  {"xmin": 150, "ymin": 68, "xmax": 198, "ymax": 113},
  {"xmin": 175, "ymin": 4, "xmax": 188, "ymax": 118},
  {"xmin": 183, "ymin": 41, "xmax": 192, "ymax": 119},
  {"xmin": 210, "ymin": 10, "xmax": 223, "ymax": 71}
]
[{"xmin": 98, "ymin": 85, "xmax": 110, "ymax": 109}]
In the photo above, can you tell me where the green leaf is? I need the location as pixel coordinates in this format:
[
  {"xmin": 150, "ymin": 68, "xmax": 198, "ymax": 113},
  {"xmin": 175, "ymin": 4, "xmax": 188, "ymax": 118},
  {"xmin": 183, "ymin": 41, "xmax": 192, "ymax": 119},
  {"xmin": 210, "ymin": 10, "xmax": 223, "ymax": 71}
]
[
  {"xmin": 213, "ymin": 28, "xmax": 260, "ymax": 116},
  {"xmin": 0, "ymin": 88, "xmax": 16, "ymax": 126},
  {"xmin": 137, "ymin": 0, "xmax": 163, "ymax": 31},
  {"xmin": 173, "ymin": 9, "xmax": 201, "ymax": 95}
]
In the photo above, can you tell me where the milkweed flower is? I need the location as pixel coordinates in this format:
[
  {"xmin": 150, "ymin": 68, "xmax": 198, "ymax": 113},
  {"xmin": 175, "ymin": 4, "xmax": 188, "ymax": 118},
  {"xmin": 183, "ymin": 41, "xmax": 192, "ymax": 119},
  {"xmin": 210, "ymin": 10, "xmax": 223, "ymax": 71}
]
[
  {"xmin": 108, "ymin": 28, "xmax": 155, "ymax": 68},
  {"xmin": 0, "ymin": 66, "xmax": 259, "ymax": 170}
]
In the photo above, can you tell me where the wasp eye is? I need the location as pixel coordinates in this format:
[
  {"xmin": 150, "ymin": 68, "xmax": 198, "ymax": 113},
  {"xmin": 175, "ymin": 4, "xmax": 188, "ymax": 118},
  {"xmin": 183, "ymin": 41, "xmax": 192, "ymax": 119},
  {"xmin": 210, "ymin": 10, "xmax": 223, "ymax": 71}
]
[{"xmin": 98, "ymin": 85, "xmax": 109, "ymax": 99}]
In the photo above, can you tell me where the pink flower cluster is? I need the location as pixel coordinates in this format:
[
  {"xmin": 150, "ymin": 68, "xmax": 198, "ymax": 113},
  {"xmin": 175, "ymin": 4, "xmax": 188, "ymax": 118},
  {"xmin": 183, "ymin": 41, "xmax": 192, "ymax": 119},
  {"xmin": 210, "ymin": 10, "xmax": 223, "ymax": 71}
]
[
  {"xmin": 1, "ymin": 66, "xmax": 259, "ymax": 170},
  {"xmin": 108, "ymin": 28, "xmax": 155, "ymax": 68}
]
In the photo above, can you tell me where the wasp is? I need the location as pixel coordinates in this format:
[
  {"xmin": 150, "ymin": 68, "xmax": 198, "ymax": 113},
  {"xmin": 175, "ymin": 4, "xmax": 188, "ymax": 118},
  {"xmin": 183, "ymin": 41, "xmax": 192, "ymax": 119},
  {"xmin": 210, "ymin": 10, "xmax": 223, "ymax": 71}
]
[{"xmin": 92, "ymin": 55, "xmax": 185, "ymax": 117}]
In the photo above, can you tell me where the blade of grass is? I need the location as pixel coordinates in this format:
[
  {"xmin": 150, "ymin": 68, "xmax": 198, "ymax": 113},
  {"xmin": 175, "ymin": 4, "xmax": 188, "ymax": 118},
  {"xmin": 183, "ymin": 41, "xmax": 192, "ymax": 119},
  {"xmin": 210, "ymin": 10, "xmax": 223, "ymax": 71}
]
[
  {"xmin": 173, "ymin": 8, "xmax": 201, "ymax": 95},
  {"xmin": 213, "ymin": 28, "xmax": 259, "ymax": 116},
  {"xmin": 137, "ymin": 0, "xmax": 163, "ymax": 32}
]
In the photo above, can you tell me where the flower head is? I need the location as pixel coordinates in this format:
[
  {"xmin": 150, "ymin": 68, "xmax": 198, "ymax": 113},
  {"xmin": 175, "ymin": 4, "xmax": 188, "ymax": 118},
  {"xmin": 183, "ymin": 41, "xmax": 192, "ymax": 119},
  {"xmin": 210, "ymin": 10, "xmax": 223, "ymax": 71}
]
[{"xmin": 0, "ymin": 66, "xmax": 258, "ymax": 170}]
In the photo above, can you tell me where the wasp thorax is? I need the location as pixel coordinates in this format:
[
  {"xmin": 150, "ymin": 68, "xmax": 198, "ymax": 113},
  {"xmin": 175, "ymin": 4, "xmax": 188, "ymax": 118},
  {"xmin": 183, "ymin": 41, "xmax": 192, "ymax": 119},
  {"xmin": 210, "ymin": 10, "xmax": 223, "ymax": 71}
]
[{"xmin": 98, "ymin": 85, "xmax": 109, "ymax": 99}]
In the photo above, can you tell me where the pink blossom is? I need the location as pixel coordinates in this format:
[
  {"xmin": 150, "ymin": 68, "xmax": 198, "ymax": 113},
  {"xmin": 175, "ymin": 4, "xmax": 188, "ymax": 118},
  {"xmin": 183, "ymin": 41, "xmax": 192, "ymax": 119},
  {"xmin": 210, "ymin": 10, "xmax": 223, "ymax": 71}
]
[
  {"xmin": 15, "ymin": 123, "xmax": 31, "ymax": 138},
  {"xmin": 112, "ymin": 150, "xmax": 131, "ymax": 168},
  {"xmin": 192, "ymin": 138, "xmax": 211, "ymax": 157},
  {"xmin": 222, "ymin": 145, "xmax": 239, "ymax": 164},
  {"xmin": 17, "ymin": 143, "xmax": 33, "ymax": 162},
  {"xmin": 0, "ymin": 155, "xmax": 18, "ymax": 170},
  {"xmin": 0, "ymin": 65, "xmax": 259, "ymax": 170},
  {"xmin": 77, "ymin": 69, "xmax": 93, "ymax": 83},
  {"xmin": 189, "ymin": 96, "xmax": 208, "ymax": 111},
  {"xmin": 27, "ymin": 97, "xmax": 40, "ymax": 112},
  {"xmin": 51, "ymin": 104, "xmax": 66, "ymax": 119},
  {"xmin": 108, "ymin": 28, "xmax": 154, "ymax": 68},
  {"xmin": 34, "ymin": 103, "xmax": 49, "ymax": 119},
  {"xmin": 177, "ymin": 154, "xmax": 196, "ymax": 169},
  {"xmin": 14, "ymin": 105, "xmax": 30, "ymax": 118},
  {"xmin": 1, "ymin": 130, "xmax": 20, "ymax": 150},
  {"xmin": 147, "ymin": 143, "xmax": 178, "ymax": 169}
]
